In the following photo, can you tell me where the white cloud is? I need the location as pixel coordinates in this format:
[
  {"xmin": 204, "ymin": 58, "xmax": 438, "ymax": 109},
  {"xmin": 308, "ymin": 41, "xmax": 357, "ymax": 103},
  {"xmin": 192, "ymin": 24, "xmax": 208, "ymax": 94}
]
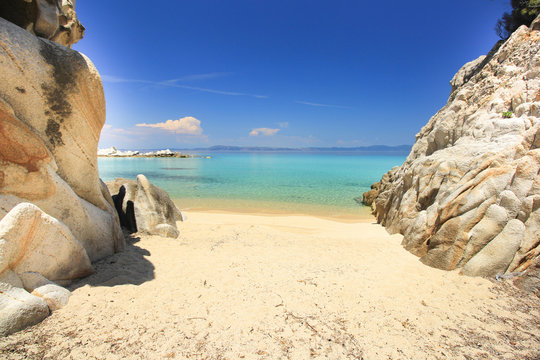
[
  {"xmin": 249, "ymin": 128, "xmax": 280, "ymax": 136},
  {"xmin": 136, "ymin": 116, "xmax": 203, "ymax": 135},
  {"xmin": 278, "ymin": 122, "xmax": 289, "ymax": 128},
  {"xmin": 103, "ymin": 124, "xmax": 112, "ymax": 129}
]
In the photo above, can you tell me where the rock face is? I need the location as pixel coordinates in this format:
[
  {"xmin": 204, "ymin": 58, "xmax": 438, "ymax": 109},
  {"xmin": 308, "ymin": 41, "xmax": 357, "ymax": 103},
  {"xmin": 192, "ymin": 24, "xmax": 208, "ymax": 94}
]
[
  {"xmin": 0, "ymin": 13, "xmax": 123, "ymax": 335},
  {"xmin": 0, "ymin": 17, "xmax": 125, "ymax": 260},
  {"xmin": 372, "ymin": 20, "xmax": 540, "ymax": 277},
  {"xmin": 107, "ymin": 175, "xmax": 184, "ymax": 238},
  {"xmin": 0, "ymin": 0, "xmax": 84, "ymax": 47},
  {"xmin": 361, "ymin": 182, "xmax": 381, "ymax": 207}
]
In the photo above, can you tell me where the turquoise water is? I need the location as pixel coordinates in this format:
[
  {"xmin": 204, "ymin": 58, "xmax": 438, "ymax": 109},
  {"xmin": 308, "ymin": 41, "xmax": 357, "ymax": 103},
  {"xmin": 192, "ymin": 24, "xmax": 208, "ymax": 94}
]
[{"xmin": 98, "ymin": 153, "xmax": 406, "ymax": 218}]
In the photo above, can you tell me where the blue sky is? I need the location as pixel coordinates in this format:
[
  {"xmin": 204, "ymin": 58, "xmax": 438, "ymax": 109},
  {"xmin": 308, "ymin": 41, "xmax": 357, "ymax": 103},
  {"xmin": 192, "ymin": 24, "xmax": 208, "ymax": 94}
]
[{"xmin": 74, "ymin": 0, "xmax": 510, "ymax": 149}]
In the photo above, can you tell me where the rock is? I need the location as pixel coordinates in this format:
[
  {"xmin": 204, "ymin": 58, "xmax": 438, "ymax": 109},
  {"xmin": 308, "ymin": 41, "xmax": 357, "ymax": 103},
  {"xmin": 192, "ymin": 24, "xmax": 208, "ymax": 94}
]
[
  {"xmin": 462, "ymin": 220, "xmax": 525, "ymax": 277},
  {"xmin": 19, "ymin": 272, "xmax": 71, "ymax": 311},
  {"xmin": 362, "ymin": 182, "xmax": 381, "ymax": 207},
  {"xmin": 0, "ymin": 4, "xmax": 122, "ymax": 335},
  {"xmin": 372, "ymin": 17, "xmax": 540, "ymax": 276},
  {"xmin": 0, "ymin": 282, "xmax": 49, "ymax": 337},
  {"xmin": 0, "ymin": 0, "xmax": 84, "ymax": 47},
  {"xmin": 0, "ymin": 203, "xmax": 94, "ymax": 282},
  {"xmin": 107, "ymin": 175, "xmax": 184, "ymax": 238},
  {"xmin": 50, "ymin": 0, "xmax": 85, "ymax": 47},
  {"xmin": 513, "ymin": 258, "xmax": 540, "ymax": 297},
  {"xmin": 112, "ymin": 185, "xmax": 137, "ymax": 233},
  {"xmin": 97, "ymin": 147, "xmax": 140, "ymax": 157},
  {"xmin": 0, "ymin": 17, "xmax": 125, "ymax": 261}
]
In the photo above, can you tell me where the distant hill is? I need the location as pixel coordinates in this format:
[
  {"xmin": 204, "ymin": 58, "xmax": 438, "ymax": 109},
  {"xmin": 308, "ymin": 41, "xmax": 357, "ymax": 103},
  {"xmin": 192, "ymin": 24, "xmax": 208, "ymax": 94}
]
[{"xmin": 181, "ymin": 145, "xmax": 412, "ymax": 153}]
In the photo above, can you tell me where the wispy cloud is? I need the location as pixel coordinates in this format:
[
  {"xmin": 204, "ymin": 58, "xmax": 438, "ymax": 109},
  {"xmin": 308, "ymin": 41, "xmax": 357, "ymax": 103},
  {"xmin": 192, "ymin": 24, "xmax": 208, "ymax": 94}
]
[
  {"xmin": 164, "ymin": 72, "xmax": 234, "ymax": 82},
  {"xmin": 136, "ymin": 116, "xmax": 203, "ymax": 135},
  {"xmin": 101, "ymin": 74, "xmax": 267, "ymax": 99},
  {"xmin": 249, "ymin": 128, "xmax": 280, "ymax": 136},
  {"xmin": 278, "ymin": 122, "xmax": 289, "ymax": 128},
  {"xmin": 295, "ymin": 100, "xmax": 351, "ymax": 109}
]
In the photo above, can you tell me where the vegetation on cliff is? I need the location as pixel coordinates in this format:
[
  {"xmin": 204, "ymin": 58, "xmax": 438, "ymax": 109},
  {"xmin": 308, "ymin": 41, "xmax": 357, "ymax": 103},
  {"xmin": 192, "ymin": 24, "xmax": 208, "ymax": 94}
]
[{"xmin": 496, "ymin": 0, "xmax": 540, "ymax": 38}]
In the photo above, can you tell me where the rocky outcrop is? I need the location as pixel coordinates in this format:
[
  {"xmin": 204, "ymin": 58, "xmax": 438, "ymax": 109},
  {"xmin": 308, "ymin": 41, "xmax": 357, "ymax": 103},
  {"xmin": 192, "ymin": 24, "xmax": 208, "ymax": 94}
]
[
  {"xmin": 361, "ymin": 182, "xmax": 380, "ymax": 207},
  {"xmin": 372, "ymin": 19, "xmax": 540, "ymax": 277},
  {"xmin": 0, "ymin": 17, "xmax": 124, "ymax": 260},
  {"xmin": 107, "ymin": 175, "xmax": 184, "ymax": 238},
  {"xmin": 0, "ymin": 0, "xmax": 84, "ymax": 47},
  {"xmin": 0, "ymin": 12, "xmax": 123, "ymax": 335}
]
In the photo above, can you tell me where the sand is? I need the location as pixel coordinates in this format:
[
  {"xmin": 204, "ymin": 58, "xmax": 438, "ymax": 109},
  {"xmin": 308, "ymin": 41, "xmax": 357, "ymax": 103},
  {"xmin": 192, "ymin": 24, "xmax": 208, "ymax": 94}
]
[{"xmin": 1, "ymin": 212, "xmax": 539, "ymax": 359}]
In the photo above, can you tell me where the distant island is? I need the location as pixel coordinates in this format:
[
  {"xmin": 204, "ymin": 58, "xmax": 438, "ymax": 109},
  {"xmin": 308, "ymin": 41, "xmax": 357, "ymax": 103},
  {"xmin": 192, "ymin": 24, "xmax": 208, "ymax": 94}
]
[
  {"xmin": 188, "ymin": 145, "xmax": 412, "ymax": 152},
  {"xmin": 98, "ymin": 145, "xmax": 412, "ymax": 156}
]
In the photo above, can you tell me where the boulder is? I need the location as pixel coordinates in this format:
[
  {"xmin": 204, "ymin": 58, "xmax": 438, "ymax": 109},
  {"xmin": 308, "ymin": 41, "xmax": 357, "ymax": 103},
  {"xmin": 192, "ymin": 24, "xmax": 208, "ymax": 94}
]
[
  {"xmin": 0, "ymin": 0, "xmax": 84, "ymax": 47},
  {"xmin": 107, "ymin": 175, "xmax": 184, "ymax": 238},
  {"xmin": 372, "ymin": 18, "xmax": 540, "ymax": 277},
  {"xmin": 0, "ymin": 17, "xmax": 125, "ymax": 261},
  {"xmin": 0, "ymin": 203, "xmax": 93, "ymax": 282},
  {"xmin": 462, "ymin": 219, "xmax": 525, "ymax": 277},
  {"xmin": 361, "ymin": 182, "xmax": 381, "ymax": 207},
  {"xmin": 0, "ymin": 7, "xmax": 124, "ymax": 335},
  {"xmin": 19, "ymin": 272, "xmax": 71, "ymax": 311},
  {"xmin": 0, "ymin": 282, "xmax": 49, "ymax": 337}
]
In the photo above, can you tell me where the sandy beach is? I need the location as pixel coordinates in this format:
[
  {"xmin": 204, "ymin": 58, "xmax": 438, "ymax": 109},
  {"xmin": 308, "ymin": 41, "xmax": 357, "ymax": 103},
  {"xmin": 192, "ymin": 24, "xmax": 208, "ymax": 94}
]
[{"xmin": 1, "ymin": 212, "xmax": 538, "ymax": 359}]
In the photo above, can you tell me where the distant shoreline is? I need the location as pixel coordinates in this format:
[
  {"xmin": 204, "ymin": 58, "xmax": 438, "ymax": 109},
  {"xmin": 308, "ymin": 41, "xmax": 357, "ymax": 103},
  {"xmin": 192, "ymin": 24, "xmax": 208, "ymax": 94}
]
[{"xmin": 98, "ymin": 144, "xmax": 412, "ymax": 156}]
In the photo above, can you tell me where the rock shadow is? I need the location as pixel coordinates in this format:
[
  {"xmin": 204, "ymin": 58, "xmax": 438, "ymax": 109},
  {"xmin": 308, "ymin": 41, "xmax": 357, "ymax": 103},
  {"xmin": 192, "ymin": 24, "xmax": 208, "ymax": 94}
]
[{"xmin": 69, "ymin": 233, "xmax": 155, "ymax": 290}]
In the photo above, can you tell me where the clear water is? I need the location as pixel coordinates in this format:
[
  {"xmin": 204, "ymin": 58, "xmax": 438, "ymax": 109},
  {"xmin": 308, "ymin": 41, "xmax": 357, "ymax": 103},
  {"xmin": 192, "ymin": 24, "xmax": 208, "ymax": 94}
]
[{"xmin": 98, "ymin": 152, "xmax": 406, "ymax": 219}]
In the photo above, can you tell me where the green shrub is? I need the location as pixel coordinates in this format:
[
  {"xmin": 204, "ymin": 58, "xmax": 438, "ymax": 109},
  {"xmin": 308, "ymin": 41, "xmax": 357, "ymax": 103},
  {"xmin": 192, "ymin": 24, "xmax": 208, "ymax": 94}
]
[
  {"xmin": 496, "ymin": 0, "xmax": 540, "ymax": 39},
  {"xmin": 502, "ymin": 111, "xmax": 514, "ymax": 118}
]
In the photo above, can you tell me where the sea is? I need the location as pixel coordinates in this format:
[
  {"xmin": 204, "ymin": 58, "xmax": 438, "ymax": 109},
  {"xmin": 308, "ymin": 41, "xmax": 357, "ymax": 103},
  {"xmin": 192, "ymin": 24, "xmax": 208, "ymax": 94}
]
[{"xmin": 98, "ymin": 152, "xmax": 407, "ymax": 220}]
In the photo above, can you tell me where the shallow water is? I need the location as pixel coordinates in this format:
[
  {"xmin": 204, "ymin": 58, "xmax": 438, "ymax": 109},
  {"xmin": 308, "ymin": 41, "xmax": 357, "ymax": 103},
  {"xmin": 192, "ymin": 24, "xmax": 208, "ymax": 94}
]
[{"xmin": 98, "ymin": 152, "xmax": 406, "ymax": 219}]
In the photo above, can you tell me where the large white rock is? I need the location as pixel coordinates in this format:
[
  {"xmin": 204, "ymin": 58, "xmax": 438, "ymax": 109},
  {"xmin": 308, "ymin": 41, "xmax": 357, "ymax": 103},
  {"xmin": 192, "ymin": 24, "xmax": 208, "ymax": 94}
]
[
  {"xmin": 0, "ymin": 17, "xmax": 125, "ymax": 261},
  {"xmin": 0, "ymin": 282, "xmax": 49, "ymax": 337},
  {"xmin": 462, "ymin": 219, "xmax": 525, "ymax": 277},
  {"xmin": 0, "ymin": 6, "xmax": 125, "ymax": 336},
  {"xmin": 19, "ymin": 272, "xmax": 71, "ymax": 312},
  {"xmin": 0, "ymin": 203, "xmax": 93, "ymax": 282},
  {"xmin": 0, "ymin": 0, "xmax": 84, "ymax": 47},
  {"xmin": 106, "ymin": 175, "xmax": 184, "ymax": 238},
  {"xmin": 372, "ymin": 19, "xmax": 540, "ymax": 276}
]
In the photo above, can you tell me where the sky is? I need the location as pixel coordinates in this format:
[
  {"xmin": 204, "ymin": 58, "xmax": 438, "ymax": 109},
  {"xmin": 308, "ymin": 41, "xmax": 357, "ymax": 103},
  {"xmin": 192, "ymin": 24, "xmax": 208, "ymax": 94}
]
[{"xmin": 73, "ymin": 0, "xmax": 511, "ymax": 149}]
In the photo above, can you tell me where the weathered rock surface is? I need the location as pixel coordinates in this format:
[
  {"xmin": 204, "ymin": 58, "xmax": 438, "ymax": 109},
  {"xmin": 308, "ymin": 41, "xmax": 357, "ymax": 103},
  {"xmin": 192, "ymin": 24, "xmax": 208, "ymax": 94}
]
[
  {"xmin": 0, "ymin": 282, "xmax": 49, "ymax": 337},
  {"xmin": 0, "ymin": 203, "xmax": 93, "ymax": 282},
  {"xmin": 0, "ymin": 0, "xmax": 84, "ymax": 47},
  {"xmin": 0, "ymin": 203, "xmax": 90, "ymax": 335},
  {"xmin": 0, "ymin": 17, "xmax": 125, "ymax": 261},
  {"xmin": 19, "ymin": 272, "xmax": 71, "ymax": 311},
  {"xmin": 372, "ymin": 19, "xmax": 540, "ymax": 277},
  {"xmin": 361, "ymin": 182, "xmax": 381, "ymax": 207},
  {"xmin": 0, "ymin": 10, "xmax": 123, "ymax": 335},
  {"xmin": 107, "ymin": 175, "xmax": 184, "ymax": 238}
]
